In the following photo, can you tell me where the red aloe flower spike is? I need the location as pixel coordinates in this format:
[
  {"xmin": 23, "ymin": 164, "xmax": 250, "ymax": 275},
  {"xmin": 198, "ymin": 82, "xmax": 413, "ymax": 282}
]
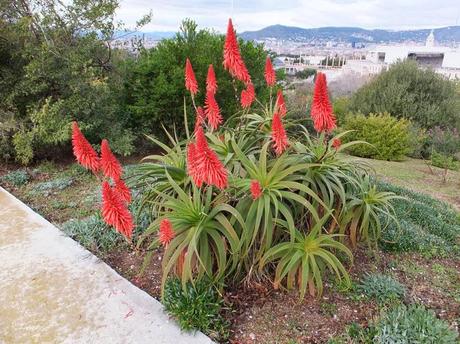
[
  {"xmin": 271, "ymin": 112, "xmax": 288, "ymax": 155},
  {"xmin": 204, "ymin": 90, "xmax": 223, "ymax": 131},
  {"xmin": 194, "ymin": 106, "xmax": 205, "ymax": 133},
  {"xmin": 311, "ymin": 72, "xmax": 336, "ymax": 133},
  {"xmin": 223, "ymin": 18, "xmax": 251, "ymax": 84},
  {"xmin": 194, "ymin": 127, "xmax": 228, "ymax": 189},
  {"xmin": 100, "ymin": 139, "xmax": 123, "ymax": 181},
  {"xmin": 102, "ymin": 181, "xmax": 134, "ymax": 239},
  {"xmin": 187, "ymin": 142, "xmax": 203, "ymax": 187},
  {"xmin": 159, "ymin": 218, "xmax": 175, "ymax": 246},
  {"xmin": 71, "ymin": 122, "xmax": 100, "ymax": 173},
  {"xmin": 114, "ymin": 178, "xmax": 132, "ymax": 204},
  {"xmin": 264, "ymin": 57, "xmax": 276, "ymax": 87},
  {"xmin": 241, "ymin": 83, "xmax": 255, "ymax": 109},
  {"xmin": 250, "ymin": 180, "xmax": 262, "ymax": 200},
  {"xmin": 185, "ymin": 58, "xmax": 198, "ymax": 96},
  {"xmin": 206, "ymin": 64, "xmax": 218, "ymax": 94},
  {"xmin": 332, "ymin": 138, "xmax": 341, "ymax": 150},
  {"xmin": 275, "ymin": 90, "xmax": 287, "ymax": 117}
]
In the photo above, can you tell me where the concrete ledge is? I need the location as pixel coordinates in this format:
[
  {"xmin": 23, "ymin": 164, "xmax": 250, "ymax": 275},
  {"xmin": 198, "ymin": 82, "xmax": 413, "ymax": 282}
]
[{"xmin": 0, "ymin": 187, "xmax": 213, "ymax": 344}]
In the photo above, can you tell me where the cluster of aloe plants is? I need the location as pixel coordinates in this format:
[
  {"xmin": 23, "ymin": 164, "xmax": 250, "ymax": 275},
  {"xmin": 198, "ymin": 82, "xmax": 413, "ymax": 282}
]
[{"xmin": 133, "ymin": 19, "xmax": 399, "ymax": 299}]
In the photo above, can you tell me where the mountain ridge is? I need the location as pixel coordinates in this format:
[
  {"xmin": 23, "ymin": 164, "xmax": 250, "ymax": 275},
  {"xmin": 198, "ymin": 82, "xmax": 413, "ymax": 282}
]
[{"xmin": 240, "ymin": 25, "xmax": 460, "ymax": 43}]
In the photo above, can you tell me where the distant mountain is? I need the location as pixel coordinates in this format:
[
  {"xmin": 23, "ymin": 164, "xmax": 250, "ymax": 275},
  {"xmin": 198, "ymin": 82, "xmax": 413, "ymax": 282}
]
[{"xmin": 240, "ymin": 25, "xmax": 460, "ymax": 44}]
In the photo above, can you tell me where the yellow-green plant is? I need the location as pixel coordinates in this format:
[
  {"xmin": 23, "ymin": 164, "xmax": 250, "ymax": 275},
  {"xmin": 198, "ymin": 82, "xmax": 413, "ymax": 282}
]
[{"xmin": 259, "ymin": 216, "xmax": 352, "ymax": 298}]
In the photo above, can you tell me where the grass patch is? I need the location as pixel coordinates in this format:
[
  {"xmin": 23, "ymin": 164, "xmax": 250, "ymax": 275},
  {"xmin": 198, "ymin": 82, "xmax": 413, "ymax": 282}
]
[{"xmin": 351, "ymin": 156, "xmax": 460, "ymax": 210}]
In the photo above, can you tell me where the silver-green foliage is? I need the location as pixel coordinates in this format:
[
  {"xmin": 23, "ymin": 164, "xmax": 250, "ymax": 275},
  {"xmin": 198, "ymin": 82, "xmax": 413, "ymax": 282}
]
[
  {"xmin": 358, "ymin": 274, "xmax": 406, "ymax": 304},
  {"xmin": 375, "ymin": 305, "xmax": 458, "ymax": 343}
]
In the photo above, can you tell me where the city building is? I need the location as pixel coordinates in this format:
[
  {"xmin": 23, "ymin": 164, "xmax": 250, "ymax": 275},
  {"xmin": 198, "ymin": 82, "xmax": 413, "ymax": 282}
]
[{"xmin": 343, "ymin": 31, "xmax": 460, "ymax": 79}]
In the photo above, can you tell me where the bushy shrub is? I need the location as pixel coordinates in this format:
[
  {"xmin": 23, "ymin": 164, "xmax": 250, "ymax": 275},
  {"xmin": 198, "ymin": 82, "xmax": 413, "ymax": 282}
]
[
  {"xmin": 163, "ymin": 278, "xmax": 229, "ymax": 341},
  {"xmin": 406, "ymin": 123, "xmax": 429, "ymax": 159},
  {"xmin": 428, "ymin": 127, "xmax": 460, "ymax": 157},
  {"xmin": 1, "ymin": 0, "xmax": 136, "ymax": 164},
  {"xmin": 350, "ymin": 60, "xmax": 460, "ymax": 131},
  {"xmin": 377, "ymin": 181, "xmax": 460, "ymax": 256},
  {"xmin": 431, "ymin": 151, "xmax": 459, "ymax": 171},
  {"xmin": 358, "ymin": 274, "xmax": 406, "ymax": 304},
  {"xmin": 1, "ymin": 169, "xmax": 29, "ymax": 187},
  {"xmin": 374, "ymin": 305, "xmax": 458, "ymax": 343},
  {"xmin": 61, "ymin": 215, "xmax": 122, "ymax": 253},
  {"xmin": 342, "ymin": 112, "xmax": 411, "ymax": 160}
]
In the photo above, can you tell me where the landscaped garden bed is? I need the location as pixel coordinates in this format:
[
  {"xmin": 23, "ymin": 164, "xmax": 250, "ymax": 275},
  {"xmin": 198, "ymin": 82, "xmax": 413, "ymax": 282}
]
[
  {"xmin": 1, "ymin": 158, "xmax": 459, "ymax": 343},
  {"xmin": 1, "ymin": 18, "xmax": 459, "ymax": 344}
]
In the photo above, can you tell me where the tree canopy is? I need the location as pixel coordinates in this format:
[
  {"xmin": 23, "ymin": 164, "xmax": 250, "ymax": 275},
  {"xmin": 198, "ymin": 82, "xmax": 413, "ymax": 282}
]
[{"xmin": 121, "ymin": 19, "xmax": 270, "ymax": 140}]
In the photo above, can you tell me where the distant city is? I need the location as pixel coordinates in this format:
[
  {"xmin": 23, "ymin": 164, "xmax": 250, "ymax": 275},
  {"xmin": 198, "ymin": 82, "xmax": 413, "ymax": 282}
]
[{"xmin": 111, "ymin": 25, "xmax": 460, "ymax": 81}]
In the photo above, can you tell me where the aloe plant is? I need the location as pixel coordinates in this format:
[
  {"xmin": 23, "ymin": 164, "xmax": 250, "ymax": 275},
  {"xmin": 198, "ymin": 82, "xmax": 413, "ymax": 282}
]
[{"xmin": 260, "ymin": 216, "xmax": 352, "ymax": 298}]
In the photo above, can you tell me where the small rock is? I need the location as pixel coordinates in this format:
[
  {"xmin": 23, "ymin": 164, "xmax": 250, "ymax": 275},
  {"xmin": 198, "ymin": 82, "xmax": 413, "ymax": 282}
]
[{"xmin": 249, "ymin": 333, "xmax": 256, "ymax": 340}]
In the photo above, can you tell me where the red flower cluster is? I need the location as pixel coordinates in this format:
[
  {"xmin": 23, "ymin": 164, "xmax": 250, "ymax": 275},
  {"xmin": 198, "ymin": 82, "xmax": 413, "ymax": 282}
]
[
  {"xmin": 275, "ymin": 90, "xmax": 287, "ymax": 117},
  {"xmin": 71, "ymin": 122, "xmax": 99, "ymax": 173},
  {"xmin": 250, "ymin": 180, "xmax": 262, "ymax": 200},
  {"xmin": 114, "ymin": 178, "xmax": 132, "ymax": 203},
  {"xmin": 223, "ymin": 19, "xmax": 251, "ymax": 84},
  {"xmin": 159, "ymin": 218, "xmax": 175, "ymax": 246},
  {"xmin": 102, "ymin": 181, "xmax": 134, "ymax": 239},
  {"xmin": 185, "ymin": 58, "xmax": 198, "ymax": 96},
  {"xmin": 186, "ymin": 142, "xmax": 202, "ymax": 187},
  {"xmin": 241, "ymin": 83, "xmax": 255, "ymax": 108},
  {"xmin": 264, "ymin": 57, "xmax": 276, "ymax": 87},
  {"xmin": 101, "ymin": 139, "xmax": 122, "ymax": 180},
  {"xmin": 271, "ymin": 112, "xmax": 288, "ymax": 155},
  {"xmin": 187, "ymin": 127, "xmax": 228, "ymax": 189},
  {"xmin": 71, "ymin": 122, "xmax": 134, "ymax": 239},
  {"xmin": 311, "ymin": 72, "xmax": 336, "ymax": 133},
  {"xmin": 206, "ymin": 64, "xmax": 217, "ymax": 94},
  {"xmin": 204, "ymin": 91, "xmax": 223, "ymax": 131},
  {"xmin": 332, "ymin": 138, "xmax": 341, "ymax": 150}
]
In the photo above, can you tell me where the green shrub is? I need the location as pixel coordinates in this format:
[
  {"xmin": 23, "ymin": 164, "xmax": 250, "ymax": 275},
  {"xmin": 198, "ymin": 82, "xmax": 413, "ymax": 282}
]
[
  {"xmin": 349, "ymin": 60, "xmax": 460, "ymax": 131},
  {"xmin": 122, "ymin": 19, "xmax": 270, "ymax": 142},
  {"xmin": 1, "ymin": 0, "xmax": 136, "ymax": 164},
  {"xmin": 431, "ymin": 151, "xmax": 459, "ymax": 171},
  {"xmin": 358, "ymin": 274, "xmax": 405, "ymax": 304},
  {"xmin": 162, "ymin": 278, "xmax": 229, "ymax": 341},
  {"xmin": 406, "ymin": 123, "xmax": 429, "ymax": 159},
  {"xmin": 374, "ymin": 305, "xmax": 458, "ymax": 343},
  {"xmin": 61, "ymin": 215, "xmax": 122, "ymax": 253},
  {"xmin": 342, "ymin": 112, "xmax": 411, "ymax": 160},
  {"xmin": 377, "ymin": 181, "xmax": 460, "ymax": 257},
  {"xmin": 1, "ymin": 169, "xmax": 30, "ymax": 187},
  {"xmin": 332, "ymin": 96, "xmax": 350, "ymax": 126}
]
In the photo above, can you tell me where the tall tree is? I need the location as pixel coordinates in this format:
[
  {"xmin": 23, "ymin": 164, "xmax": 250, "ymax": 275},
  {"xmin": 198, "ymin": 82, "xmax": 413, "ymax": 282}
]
[
  {"xmin": 0, "ymin": 0, "xmax": 145, "ymax": 163},
  {"xmin": 122, "ymin": 19, "xmax": 271, "ymax": 140}
]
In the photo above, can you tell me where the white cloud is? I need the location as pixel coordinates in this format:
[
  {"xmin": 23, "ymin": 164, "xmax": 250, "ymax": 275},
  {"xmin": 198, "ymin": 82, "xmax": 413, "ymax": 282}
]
[{"xmin": 115, "ymin": 0, "xmax": 460, "ymax": 32}]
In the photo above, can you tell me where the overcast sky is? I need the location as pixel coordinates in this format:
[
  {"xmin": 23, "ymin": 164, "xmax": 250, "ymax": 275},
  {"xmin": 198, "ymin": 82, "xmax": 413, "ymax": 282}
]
[{"xmin": 115, "ymin": 0, "xmax": 460, "ymax": 32}]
